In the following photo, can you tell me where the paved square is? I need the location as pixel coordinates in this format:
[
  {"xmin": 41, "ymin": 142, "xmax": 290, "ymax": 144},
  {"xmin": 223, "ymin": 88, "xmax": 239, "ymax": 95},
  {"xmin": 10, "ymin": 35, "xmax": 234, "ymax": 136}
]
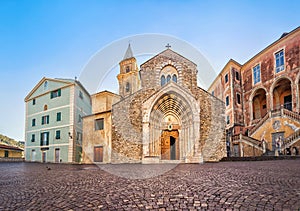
[{"xmin": 0, "ymin": 160, "xmax": 299, "ymax": 210}]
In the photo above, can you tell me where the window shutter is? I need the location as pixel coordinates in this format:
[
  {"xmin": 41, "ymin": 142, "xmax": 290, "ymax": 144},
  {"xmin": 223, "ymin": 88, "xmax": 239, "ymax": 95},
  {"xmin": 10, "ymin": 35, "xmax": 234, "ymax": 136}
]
[
  {"xmin": 46, "ymin": 116, "xmax": 49, "ymax": 124},
  {"xmin": 58, "ymin": 89, "xmax": 61, "ymax": 96},
  {"xmin": 57, "ymin": 112, "xmax": 61, "ymax": 121},
  {"xmin": 41, "ymin": 117, "xmax": 44, "ymax": 125}
]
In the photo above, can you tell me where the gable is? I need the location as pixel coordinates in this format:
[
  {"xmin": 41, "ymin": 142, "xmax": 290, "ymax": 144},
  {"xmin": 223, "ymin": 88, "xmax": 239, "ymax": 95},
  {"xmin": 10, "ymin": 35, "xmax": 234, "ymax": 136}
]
[
  {"xmin": 141, "ymin": 49, "xmax": 197, "ymax": 69},
  {"xmin": 25, "ymin": 77, "xmax": 73, "ymax": 101}
]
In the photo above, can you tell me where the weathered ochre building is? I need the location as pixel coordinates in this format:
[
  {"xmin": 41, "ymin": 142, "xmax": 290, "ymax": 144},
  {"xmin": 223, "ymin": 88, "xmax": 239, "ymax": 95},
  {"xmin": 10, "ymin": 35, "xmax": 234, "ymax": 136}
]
[
  {"xmin": 209, "ymin": 26, "xmax": 300, "ymax": 157},
  {"xmin": 0, "ymin": 144, "xmax": 23, "ymax": 159},
  {"xmin": 82, "ymin": 91, "xmax": 120, "ymax": 163},
  {"xmin": 83, "ymin": 46, "xmax": 226, "ymax": 164}
]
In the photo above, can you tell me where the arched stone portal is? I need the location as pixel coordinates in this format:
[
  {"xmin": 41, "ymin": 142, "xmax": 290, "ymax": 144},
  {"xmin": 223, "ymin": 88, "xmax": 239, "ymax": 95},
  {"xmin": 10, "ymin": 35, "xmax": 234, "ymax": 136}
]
[{"xmin": 142, "ymin": 83, "xmax": 201, "ymax": 163}]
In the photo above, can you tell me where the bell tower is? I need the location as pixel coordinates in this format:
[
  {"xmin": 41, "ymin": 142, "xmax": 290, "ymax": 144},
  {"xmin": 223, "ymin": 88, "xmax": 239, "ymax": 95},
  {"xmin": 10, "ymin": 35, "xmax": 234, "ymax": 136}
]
[{"xmin": 117, "ymin": 44, "xmax": 141, "ymax": 98}]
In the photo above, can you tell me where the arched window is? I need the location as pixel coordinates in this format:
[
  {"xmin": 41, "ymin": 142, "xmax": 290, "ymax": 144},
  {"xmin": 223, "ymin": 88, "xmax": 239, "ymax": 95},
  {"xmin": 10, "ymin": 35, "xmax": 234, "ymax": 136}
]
[
  {"xmin": 161, "ymin": 75, "xmax": 166, "ymax": 86},
  {"xmin": 44, "ymin": 104, "xmax": 48, "ymax": 111},
  {"xmin": 126, "ymin": 66, "xmax": 130, "ymax": 73},
  {"xmin": 167, "ymin": 75, "xmax": 171, "ymax": 83},
  {"xmin": 125, "ymin": 82, "xmax": 130, "ymax": 92},
  {"xmin": 172, "ymin": 74, "xmax": 177, "ymax": 83}
]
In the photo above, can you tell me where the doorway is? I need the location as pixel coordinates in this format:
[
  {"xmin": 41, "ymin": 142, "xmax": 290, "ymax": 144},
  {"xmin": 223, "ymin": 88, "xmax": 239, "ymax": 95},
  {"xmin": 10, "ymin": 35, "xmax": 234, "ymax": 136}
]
[
  {"xmin": 31, "ymin": 150, "xmax": 36, "ymax": 162},
  {"xmin": 55, "ymin": 148, "xmax": 60, "ymax": 163},
  {"xmin": 233, "ymin": 144, "xmax": 240, "ymax": 157},
  {"xmin": 272, "ymin": 132, "xmax": 284, "ymax": 154},
  {"xmin": 284, "ymin": 95, "xmax": 292, "ymax": 110},
  {"xmin": 42, "ymin": 151, "xmax": 46, "ymax": 163},
  {"xmin": 170, "ymin": 136, "xmax": 176, "ymax": 160},
  {"xmin": 161, "ymin": 130, "xmax": 179, "ymax": 160},
  {"xmin": 94, "ymin": 146, "xmax": 103, "ymax": 162}
]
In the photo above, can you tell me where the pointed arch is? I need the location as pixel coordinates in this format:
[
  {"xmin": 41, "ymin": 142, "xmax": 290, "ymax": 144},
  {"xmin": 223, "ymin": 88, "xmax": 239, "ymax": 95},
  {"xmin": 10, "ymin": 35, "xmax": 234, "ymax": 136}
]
[
  {"xmin": 142, "ymin": 83, "xmax": 200, "ymax": 161},
  {"xmin": 172, "ymin": 74, "xmax": 177, "ymax": 83}
]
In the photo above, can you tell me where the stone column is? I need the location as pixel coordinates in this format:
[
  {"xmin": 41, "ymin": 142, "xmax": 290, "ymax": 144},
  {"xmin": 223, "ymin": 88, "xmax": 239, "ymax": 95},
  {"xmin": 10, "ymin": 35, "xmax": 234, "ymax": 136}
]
[
  {"xmin": 266, "ymin": 92, "xmax": 270, "ymax": 112},
  {"xmin": 149, "ymin": 125, "xmax": 153, "ymax": 156},
  {"xmin": 240, "ymin": 143, "xmax": 244, "ymax": 157},
  {"xmin": 142, "ymin": 122, "xmax": 150, "ymax": 158},
  {"xmin": 154, "ymin": 126, "xmax": 159, "ymax": 156},
  {"xmin": 187, "ymin": 125, "xmax": 190, "ymax": 156},
  {"xmin": 270, "ymin": 89, "xmax": 274, "ymax": 110},
  {"xmin": 193, "ymin": 120, "xmax": 200, "ymax": 156},
  {"xmin": 178, "ymin": 129, "xmax": 182, "ymax": 159},
  {"xmin": 249, "ymin": 99, "xmax": 253, "ymax": 123}
]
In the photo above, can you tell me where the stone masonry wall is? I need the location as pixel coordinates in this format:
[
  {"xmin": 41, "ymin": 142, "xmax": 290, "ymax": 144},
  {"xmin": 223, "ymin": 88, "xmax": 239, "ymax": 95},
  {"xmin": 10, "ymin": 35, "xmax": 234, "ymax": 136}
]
[
  {"xmin": 111, "ymin": 89, "xmax": 155, "ymax": 163},
  {"xmin": 195, "ymin": 88, "xmax": 226, "ymax": 162},
  {"xmin": 140, "ymin": 49, "xmax": 198, "ymax": 92},
  {"xmin": 241, "ymin": 142, "xmax": 263, "ymax": 157}
]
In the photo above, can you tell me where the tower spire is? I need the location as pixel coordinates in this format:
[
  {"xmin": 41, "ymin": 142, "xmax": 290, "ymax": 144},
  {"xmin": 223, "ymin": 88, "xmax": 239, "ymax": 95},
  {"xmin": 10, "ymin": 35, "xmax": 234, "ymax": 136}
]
[
  {"xmin": 117, "ymin": 43, "xmax": 141, "ymax": 98},
  {"xmin": 123, "ymin": 43, "xmax": 133, "ymax": 60}
]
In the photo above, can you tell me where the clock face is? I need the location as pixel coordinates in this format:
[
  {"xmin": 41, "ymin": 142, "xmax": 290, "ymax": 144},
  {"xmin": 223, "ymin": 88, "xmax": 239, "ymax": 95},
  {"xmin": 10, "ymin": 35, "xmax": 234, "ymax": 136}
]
[{"xmin": 273, "ymin": 120, "xmax": 281, "ymax": 130}]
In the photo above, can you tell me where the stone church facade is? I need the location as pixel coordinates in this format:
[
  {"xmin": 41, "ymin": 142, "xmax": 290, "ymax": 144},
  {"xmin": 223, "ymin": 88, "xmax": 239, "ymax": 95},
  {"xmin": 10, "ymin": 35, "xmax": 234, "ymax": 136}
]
[{"xmin": 82, "ymin": 46, "xmax": 226, "ymax": 164}]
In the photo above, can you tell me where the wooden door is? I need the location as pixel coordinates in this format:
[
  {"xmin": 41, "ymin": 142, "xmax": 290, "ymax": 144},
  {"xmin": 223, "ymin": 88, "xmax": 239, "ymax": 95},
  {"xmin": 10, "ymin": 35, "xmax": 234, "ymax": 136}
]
[
  {"xmin": 161, "ymin": 130, "xmax": 179, "ymax": 160},
  {"xmin": 161, "ymin": 137, "xmax": 170, "ymax": 160},
  {"xmin": 94, "ymin": 146, "xmax": 103, "ymax": 162},
  {"xmin": 55, "ymin": 148, "xmax": 60, "ymax": 163}
]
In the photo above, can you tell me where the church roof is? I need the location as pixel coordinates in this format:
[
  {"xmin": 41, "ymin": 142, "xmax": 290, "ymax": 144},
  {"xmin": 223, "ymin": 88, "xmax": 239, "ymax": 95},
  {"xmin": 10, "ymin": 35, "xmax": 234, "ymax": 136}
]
[
  {"xmin": 141, "ymin": 48, "xmax": 197, "ymax": 67},
  {"xmin": 123, "ymin": 44, "xmax": 134, "ymax": 60}
]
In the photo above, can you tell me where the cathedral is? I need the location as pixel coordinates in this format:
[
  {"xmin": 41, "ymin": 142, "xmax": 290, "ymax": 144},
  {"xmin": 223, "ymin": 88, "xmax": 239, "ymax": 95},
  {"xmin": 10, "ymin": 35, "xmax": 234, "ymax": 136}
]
[{"xmin": 82, "ymin": 45, "xmax": 226, "ymax": 164}]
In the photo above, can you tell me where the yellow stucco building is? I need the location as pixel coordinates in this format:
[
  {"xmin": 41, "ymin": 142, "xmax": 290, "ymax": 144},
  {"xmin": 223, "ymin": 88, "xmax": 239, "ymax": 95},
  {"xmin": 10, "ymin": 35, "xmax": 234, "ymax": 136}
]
[{"xmin": 0, "ymin": 144, "xmax": 23, "ymax": 159}]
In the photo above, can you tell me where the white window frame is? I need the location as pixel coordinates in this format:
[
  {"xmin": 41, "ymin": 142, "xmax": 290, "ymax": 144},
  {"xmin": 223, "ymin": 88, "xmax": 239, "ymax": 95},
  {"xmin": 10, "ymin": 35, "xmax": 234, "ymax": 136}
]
[
  {"xmin": 253, "ymin": 64, "xmax": 261, "ymax": 85},
  {"xmin": 275, "ymin": 49, "xmax": 285, "ymax": 73}
]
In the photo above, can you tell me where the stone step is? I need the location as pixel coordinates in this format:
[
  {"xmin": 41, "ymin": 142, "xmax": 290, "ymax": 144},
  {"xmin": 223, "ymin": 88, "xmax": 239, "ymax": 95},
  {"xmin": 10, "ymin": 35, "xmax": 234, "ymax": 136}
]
[{"xmin": 159, "ymin": 159, "xmax": 183, "ymax": 164}]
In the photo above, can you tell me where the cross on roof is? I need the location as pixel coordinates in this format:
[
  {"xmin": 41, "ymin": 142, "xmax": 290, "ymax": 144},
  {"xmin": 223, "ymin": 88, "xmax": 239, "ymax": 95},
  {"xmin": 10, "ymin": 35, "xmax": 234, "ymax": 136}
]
[{"xmin": 165, "ymin": 43, "xmax": 171, "ymax": 49}]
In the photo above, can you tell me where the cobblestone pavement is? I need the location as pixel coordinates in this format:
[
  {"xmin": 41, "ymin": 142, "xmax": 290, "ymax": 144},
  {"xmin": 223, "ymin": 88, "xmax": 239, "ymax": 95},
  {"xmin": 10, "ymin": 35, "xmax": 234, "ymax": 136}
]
[{"xmin": 0, "ymin": 160, "xmax": 299, "ymax": 210}]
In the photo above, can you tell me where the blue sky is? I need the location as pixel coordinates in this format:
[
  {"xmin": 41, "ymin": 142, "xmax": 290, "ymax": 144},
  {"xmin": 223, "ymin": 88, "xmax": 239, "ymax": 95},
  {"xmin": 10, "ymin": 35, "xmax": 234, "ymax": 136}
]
[{"xmin": 0, "ymin": 0, "xmax": 299, "ymax": 141}]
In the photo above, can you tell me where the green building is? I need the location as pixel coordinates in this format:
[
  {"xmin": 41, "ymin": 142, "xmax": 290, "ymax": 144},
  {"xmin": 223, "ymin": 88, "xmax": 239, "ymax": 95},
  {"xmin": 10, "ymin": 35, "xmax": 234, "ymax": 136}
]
[{"xmin": 24, "ymin": 77, "xmax": 91, "ymax": 163}]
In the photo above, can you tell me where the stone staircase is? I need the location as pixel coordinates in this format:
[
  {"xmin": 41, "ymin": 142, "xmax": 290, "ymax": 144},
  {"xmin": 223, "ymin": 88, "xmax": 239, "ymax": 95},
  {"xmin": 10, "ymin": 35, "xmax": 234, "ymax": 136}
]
[
  {"xmin": 231, "ymin": 107, "xmax": 300, "ymax": 156},
  {"xmin": 232, "ymin": 134, "xmax": 263, "ymax": 151},
  {"xmin": 249, "ymin": 107, "xmax": 300, "ymax": 136},
  {"xmin": 249, "ymin": 113, "xmax": 269, "ymax": 135},
  {"xmin": 282, "ymin": 108, "xmax": 300, "ymax": 122},
  {"xmin": 283, "ymin": 129, "xmax": 300, "ymax": 149}
]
